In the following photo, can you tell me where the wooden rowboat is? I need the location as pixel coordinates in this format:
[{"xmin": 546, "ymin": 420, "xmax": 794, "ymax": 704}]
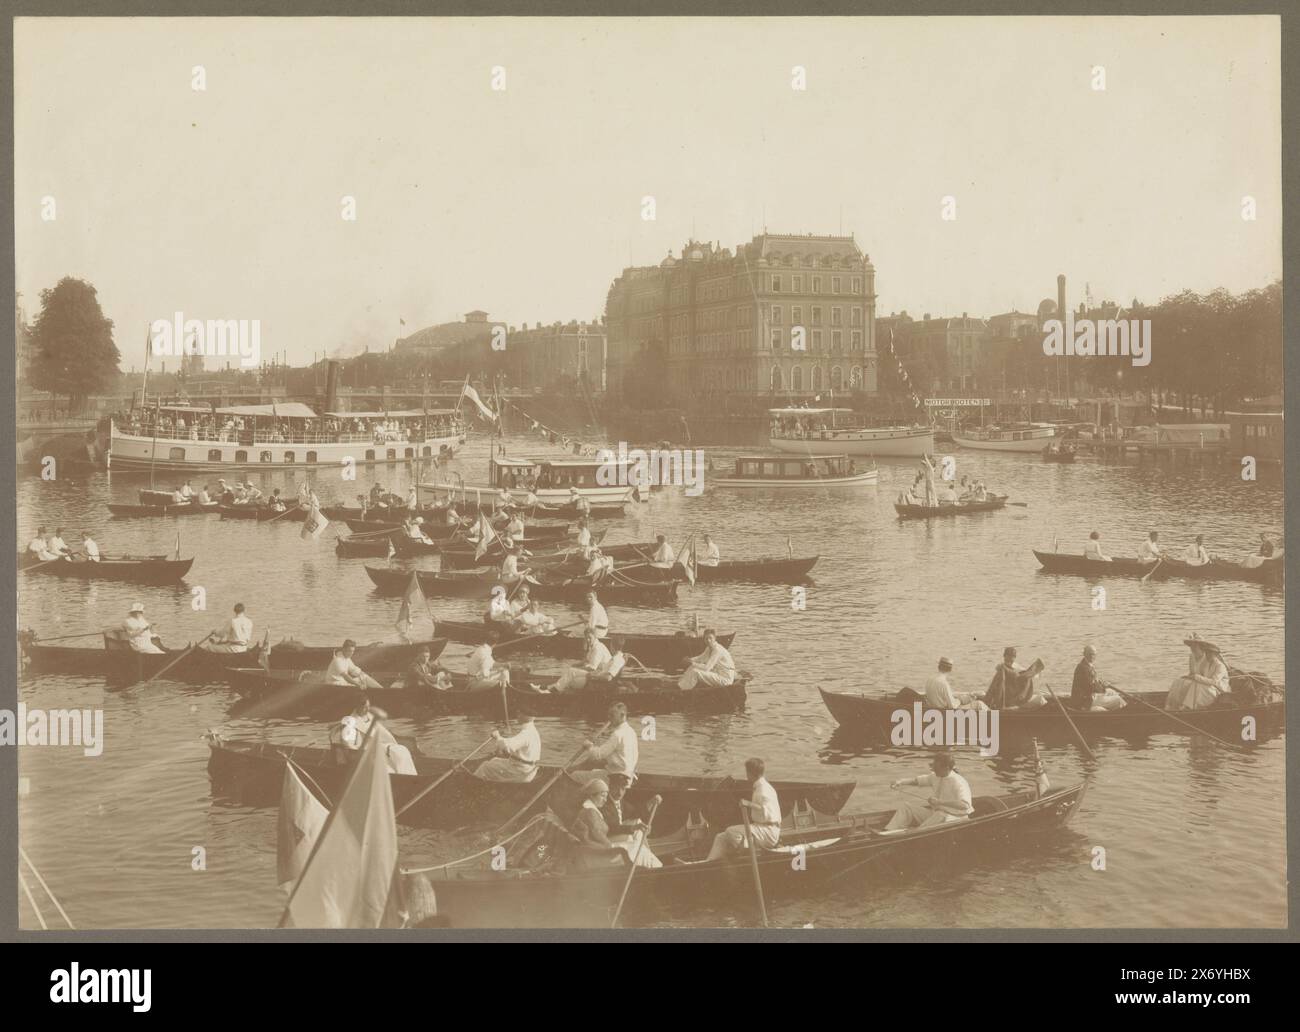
[
  {"xmin": 364, "ymin": 566, "xmax": 678, "ymax": 607},
  {"xmin": 107, "ymin": 501, "xmax": 220, "ymax": 518},
  {"xmin": 341, "ymin": 520, "xmax": 579, "ymax": 544},
  {"xmin": 18, "ymin": 554, "xmax": 194, "ymax": 585},
  {"xmin": 266, "ymin": 637, "xmax": 447, "ymax": 670},
  {"xmin": 894, "ymin": 495, "xmax": 1008, "ymax": 519},
  {"xmin": 224, "ymin": 668, "xmax": 747, "ymax": 719},
  {"xmin": 204, "ymin": 734, "xmax": 857, "ymax": 833},
  {"xmin": 416, "ymin": 780, "xmax": 1088, "ymax": 927},
  {"xmin": 436, "ymin": 537, "xmax": 643, "ymax": 571},
  {"xmin": 1032, "ymin": 550, "xmax": 1283, "ymax": 586},
  {"xmin": 20, "ymin": 637, "xmax": 268, "ymax": 681},
  {"xmin": 624, "ymin": 555, "xmax": 820, "ymax": 584},
  {"xmin": 433, "ymin": 620, "xmax": 733, "ymax": 669},
  {"xmin": 217, "ymin": 504, "xmax": 307, "ymax": 522},
  {"xmin": 818, "ymin": 686, "xmax": 1285, "ymax": 743}
]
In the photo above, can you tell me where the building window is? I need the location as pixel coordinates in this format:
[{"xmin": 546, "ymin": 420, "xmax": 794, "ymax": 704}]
[
  {"xmin": 812, "ymin": 329, "xmax": 823, "ymax": 350},
  {"xmin": 306, "ymin": 451, "xmax": 317, "ymax": 463},
  {"xmin": 792, "ymin": 366, "xmax": 803, "ymax": 391},
  {"xmin": 851, "ymin": 308, "xmax": 862, "ymax": 326},
  {"xmin": 405, "ymin": 447, "xmax": 415, "ymax": 459},
  {"xmin": 771, "ymin": 327, "xmax": 782, "ymax": 348},
  {"xmin": 169, "ymin": 447, "xmax": 186, "ymax": 461},
  {"xmin": 772, "ymin": 275, "xmax": 782, "ymax": 292},
  {"xmin": 793, "ymin": 275, "xmax": 803, "ymax": 292},
  {"xmin": 811, "ymin": 306, "xmax": 822, "ymax": 325},
  {"xmin": 851, "ymin": 330, "xmax": 863, "ymax": 350},
  {"xmin": 235, "ymin": 450, "xmax": 248, "ymax": 463},
  {"xmin": 832, "ymin": 330, "xmax": 843, "ymax": 350},
  {"xmin": 771, "ymin": 305, "xmax": 782, "ymax": 325},
  {"xmin": 813, "ymin": 276, "xmax": 822, "ymax": 293},
  {"xmin": 832, "ymin": 277, "xmax": 841, "ymax": 294},
  {"xmin": 365, "ymin": 449, "xmax": 376, "ymax": 460},
  {"xmin": 812, "ymin": 366, "xmax": 823, "ymax": 390},
  {"xmin": 208, "ymin": 449, "xmax": 222, "ymax": 462},
  {"xmin": 260, "ymin": 451, "xmax": 273, "ymax": 463},
  {"xmin": 792, "ymin": 306, "xmax": 802, "ymax": 325},
  {"xmin": 831, "ymin": 366, "xmax": 843, "ymax": 390},
  {"xmin": 832, "ymin": 307, "xmax": 842, "ymax": 326},
  {"xmin": 283, "ymin": 451, "xmax": 295, "ymax": 463},
  {"xmin": 852, "ymin": 277, "xmax": 863, "ymax": 293}
]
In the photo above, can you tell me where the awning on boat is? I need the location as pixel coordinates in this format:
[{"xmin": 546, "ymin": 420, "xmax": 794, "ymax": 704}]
[
  {"xmin": 156, "ymin": 404, "xmax": 212, "ymax": 413},
  {"xmin": 215, "ymin": 403, "xmax": 318, "ymax": 419},
  {"xmin": 325, "ymin": 409, "xmax": 458, "ymax": 418}
]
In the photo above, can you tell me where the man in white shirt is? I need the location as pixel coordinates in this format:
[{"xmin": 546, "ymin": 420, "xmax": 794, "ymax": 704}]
[
  {"xmin": 206, "ymin": 603, "xmax": 254, "ymax": 653},
  {"xmin": 704, "ymin": 758, "xmax": 781, "ymax": 859},
  {"xmin": 678, "ymin": 629, "xmax": 736, "ymax": 689},
  {"xmin": 584, "ymin": 591, "xmax": 609, "ymax": 639},
  {"xmin": 884, "ymin": 752, "xmax": 973, "ymax": 831},
  {"xmin": 80, "ymin": 531, "xmax": 100, "ymax": 562},
  {"xmin": 574, "ymin": 518, "xmax": 592, "ymax": 554},
  {"xmin": 651, "ymin": 534, "xmax": 675, "ymax": 568},
  {"xmin": 325, "ymin": 640, "xmax": 383, "ymax": 689},
  {"xmin": 27, "ymin": 527, "xmax": 56, "ymax": 560},
  {"xmin": 406, "ymin": 487, "xmax": 419, "ymax": 510},
  {"xmin": 474, "ymin": 706, "xmax": 542, "ymax": 782},
  {"xmin": 180, "ymin": 481, "xmax": 194, "ymax": 500},
  {"xmin": 466, "ymin": 640, "xmax": 510, "ymax": 692},
  {"xmin": 574, "ymin": 702, "xmax": 638, "ymax": 779},
  {"xmin": 499, "ymin": 546, "xmax": 527, "ymax": 584},
  {"xmin": 197, "ymin": 485, "xmax": 213, "ymax": 505},
  {"xmin": 495, "ymin": 486, "xmax": 514, "ymax": 512},
  {"xmin": 1137, "ymin": 530, "xmax": 1162, "ymax": 562},
  {"xmin": 554, "ymin": 629, "xmax": 613, "ymax": 691},
  {"xmin": 698, "ymin": 534, "xmax": 721, "ymax": 567},
  {"xmin": 924, "ymin": 656, "xmax": 987, "ymax": 710},
  {"xmin": 1083, "ymin": 530, "xmax": 1111, "ymax": 561},
  {"xmin": 505, "ymin": 513, "xmax": 526, "ymax": 541},
  {"xmin": 47, "ymin": 528, "xmax": 71, "ymax": 558},
  {"xmin": 121, "ymin": 603, "xmax": 164, "ymax": 653},
  {"xmin": 513, "ymin": 600, "xmax": 556, "ymax": 637},
  {"xmin": 589, "ymin": 637, "xmax": 628, "ymax": 686},
  {"xmin": 171, "ymin": 486, "xmax": 187, "ymax": 504},
  {"xmin": 1183, "ymin": 534, "xmax": 1210, "ymax": 566}
]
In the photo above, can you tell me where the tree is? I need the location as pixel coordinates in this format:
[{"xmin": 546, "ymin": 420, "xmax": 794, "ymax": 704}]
[{"xmin": 28, "ymin": 277, "xmax": 120, "ymax": 412}]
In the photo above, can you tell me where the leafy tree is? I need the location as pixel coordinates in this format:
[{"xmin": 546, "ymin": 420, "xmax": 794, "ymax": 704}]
[{"xmin": 28, "ymin": 277, "xmax": 120, "ymax": 412}]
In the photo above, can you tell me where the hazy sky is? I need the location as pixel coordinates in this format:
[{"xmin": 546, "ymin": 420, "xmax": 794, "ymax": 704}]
[{"xmin": 15, "ymin": 16, "xmax": 1281, "ymax": 369}]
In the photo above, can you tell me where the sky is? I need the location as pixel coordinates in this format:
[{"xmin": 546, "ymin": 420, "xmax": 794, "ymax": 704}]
[{"xmin": 15, "ymin": 15, "xmax": 1282, "ymax": 370}]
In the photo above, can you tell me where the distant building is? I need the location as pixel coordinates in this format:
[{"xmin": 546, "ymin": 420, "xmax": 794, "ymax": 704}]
[
  {"xmin": 604, "ymin": 233, "xmax": 878, "ymax": 406},
  {"xmin": 395, "ymin": 310, "xmax": 499, "ymax": 355},
  {"xmin": 507, "ymin": 320, "xmax": 607, "ymax": 394},
  {"xmin": 893, "ymin": 312, "xmax": 988, "ymax": 393}
]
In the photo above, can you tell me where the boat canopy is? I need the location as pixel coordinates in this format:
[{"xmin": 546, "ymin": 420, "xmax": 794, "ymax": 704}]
[
  {"xmin": 768, "ymin": 407, "xmax": 853, "ymax": 416},
  {"xmin": 325, "ymin": 409, "xmax": 458, "ymax": 418},
  {"xmin": 737, "ymin": 453, "xmax": 849, "ymax": 463},
  {"xmin": 156, "ymin": 404, "xmax": 213, "ymax": 414},
  {"xmin": 215, "ymin": 402, "xmax": 318, "ymax": 419}
]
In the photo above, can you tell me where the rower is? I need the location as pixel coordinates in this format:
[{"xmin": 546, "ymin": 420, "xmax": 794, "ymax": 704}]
[
  {"xmin": 120, "ymin": 602, "xmax": 164, "ymax": 653},
  {"xmin": 1166, "ymin": 634, "xmax": 1229, "ymax": 711},
  {"xmin": 171, "ymin": 485, "xmax": 186, "ymax": 504},
  {"xmin": 574, "ymin": 701, "xmax": 638, "ymax": 780},
  {"xmin": 585, "ymin": 547, "xmax": 609, "ymax": 579},
  {"xmin": 700, "ymin": 758, "xmax": 781, "ymax": 860},
  {"xmin": 180, "ymin": 480, "xmax": 194, "ymax": 500},
  {"xmin": 466, "ymin": 638, "xmax": 511, "ymax": 692},
  {"xmin": 698, "ymin": 533, "xmax": 721, "ymax": 567},
  {"xmin": 924, "ymin": 656, "xmax": 987, "ymax": 711},
  {"xmin": 197, "ymin": 484, "xmax": 213, "ymax": 505},
  {"xmin": 602, "ymin": 773, "xmax": 662, "ymax": 868},
  {"xmin": 651, "ymin": 535, "xmax": 675, "ymax": 569},
  {"xmin": 1084, "ymin": 530, "xmax": 1112, "ymax": 561},
  {"xmin": 47, "ymin": 528, "xmax": 71, "ymax": 558},
  {"xmin": 1183, "ymin": 534, "xmax": 1210, "ymax": 566},
  {"xmin": 973, "ymin": 481, "xmax": 988, "ymax": 502},
  {"xmin": 79, "ymin": 531, "xmax": 100, "ymax": 562},
  {"xmin": 499, "ymin": 544, "xmax": 525, "ymax": 584},
  {"xmin": 983, "ymin": 647, "xmax": 1047, "ymax": 709},
  {"xmin": 575, "ymin": 517, "xmax": 593, "ymax": 556},
  {"xmin": 1257, "ymin": 533, "xmax": 1276, "ymax": 558},
  {"xmin": 1070, "ymin": 644, "xmax": 1125, "ymax": 711},
  {"xmin": 514, "ymin": 599, "xmax": 557, "ymax": 637},
  {"xmin": 403, "ymin": 646, "xmax": 446, "ymax": 691},
  {"xmin": 589, "ymin": 636, "xmax": 628, "ymax": 687},
  {"xmin": 554, "ymin": 628, "xmax": 613, "ymax": 692},
  {"xmin": 474, "ymin": 702, "xmax": 541, "ymax": 782},
  {"xmin": 325, "ymin": 640, "xmax": 383, "ymax": 690},
  {"xmin": 406, "ymin": 486, "xmax": 419, "ymax": 510},
  {"xmin": 584, "ymin": 591, "xmax": 609, "ymax": 639},
  {"xmin": 495, "ymin": 486, "xmax": 514, "ymax": 512},
  {"xmin": 328, "ymin": 695, "xmax": 403, "ymax": 768},
  {"xmin": 1137, "ymin": 530, "xmax": 1162, "ymax": 562},
  {"xmin": 444, "ymin": 503, "xmax": 460, "ymax": 527},
  {"xmin": 569, "ymin": 487, "xmax": 591, "ymax": 516},
  {"xmin": 269, "ymin": 489, "xmax": 286, "ymax": 512},
  {"xmin": 205, "ymin": 603, "xmax": 253, "ymax": 653},
  {"xmin": 677, "ymin": 629, "xmax": 736, "ymax": 690},
  {"xmin": 243, "ymin": 481, "xmax": 263, "ymax": 504},
  {"xmin": 505, "ymin": 512, "xmax": 526, "ymax": 541},
  {"xmin": 884, "ymin": 752, "xmax": 972, "ymax": 831},
  {"xmin": 523, "ymin": 487, "xmax": 540, "ymax": 508}
]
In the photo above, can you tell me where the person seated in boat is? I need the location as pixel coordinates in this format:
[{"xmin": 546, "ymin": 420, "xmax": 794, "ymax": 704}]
[
  {"xmin": 1084, "ymin": 530, "xmax": 1112, "ymax": 561},
  {"xmin": 268, "ymin": 489, "xmax": 287, "ymax": 513},
  {"xmin": 474, "ymin": 706, "xmax": 541, "ymax": 783},
  {"xmin": 180, "ymin": 480, "xmax": 194, "ymax": 500},
  {"xmin": 983, "ymin": 647, "xmax": 1047, "ymax": 709},
  {"xmin": 939, "ymin": 482, "xmax": 959, "ymax": 505},
  {"xmin": 369, "ymin": 484, "xmax": 385, "ymax": 506},
  {"xmin": 171, "ymin": 485, "xmax": 187, "ymax": 504},
  {"xmin": 697, "ymin": 758, "xmax": 781, "ymax": 860},
  {"xmin": 1070, "ymin": 644, "xmax": 1125, "ymax": 711},
  {"xmin": 47, "ymin": 528, "xmax": 71, "ymax": 558},
  {"xmin": 401, "ymin": 646, "xmax": 445, "ymax": 691},
  {"xmin": 523, "ymin": 486, "xmax": 540, "ymax": 508},
  {"xmin": 406, "ymin": 486, "xmax": 418, "ymax": 510},
  {"xmin": 328, "ymin": 696, "xmax": 400, "ymax": 764},
  {"xmin": 585, "ymin": 547, "xmax": 609, "ymax": 579},
  {"xmin": 197, "ymin": 484, "xmax": 213, "ymax": 505},
  {"xmin": 651, "ymin": 535, "xmax": 675, "ymax": 569},
  {"xmin": 121, "ymin": 602, "xmax": 164, "ymax": 653},
  {"xmin": 505, "ymin": 512, "xmax": 526, "ymax": 541},
  {"xmin": 326, "ymin": 640, "xmax": 383, "ymax": 690},
  {"xmin": 216, "ymin": 479, "xmax": 234, "ymax": 505},
  {"xmin": 79, "ymin": 532, "xmax": 100, "ymax": 562},
  {"xmin": 573, "ymin": 701, "xmax": 639, "ymax": 780},
  {"xmin": 514, "ymin": 599, "xmax": 557, "ymax": 637},
  {"xmin": 554, "ymin": 628, "xmax": 614, "ymax": 691},
  {"xmin": 920, "ymin": 455, "xmax": 938, "ymax": 507},
  {"xmin": 1137, "ymin": 530, "xmax": 1162, "ymax": 562},
  {"xmin": 678, "ymin": 629, "xmax": 736, "ymax": 690},
  {"xmin": 569, "ymin": 487, "xmax": 591, "ymax": 516},
  {"xmin": 242, "ymin": 481, "xmax": 263, "ymax": 504},
  {"xmin": 585, "ymin": 591, "xmax": 609, "ymax": 639},
  {"xmin": 1257, "ymin": 533, "xmax": 1276, "ymax": 557},
  {"xmin": 499, "ymin": 544, "xmax": 526, "ymax": 584},
  {"xmin": 699, "ymin": 534, "xmax": 721, "ymax": 567},
  {"xmin": 924, "ymin": 656, "xmax": 988, "ymax": 711},
  {"xmin": 1166, "ymin": 635, "xmax": 1230, "ymax": 711},
  {"xmin": 884, "ymin": 751, "xmax": 972, "ymax": 831},
  {"xmin": 567, "ymin": 779, "xmax": 628, "ymax": 866},
  {"xmin": 1182, "ymin": 534, "xmax": 1210, "ymax": 566},
  {"xmin": 444, "ymin": 503, "xmax": 461, "ymax": 527},
  {"xmin": 972, "ymin": 481, "xmax": 988, "ymax": 502},
  {"xmin": 467, "ymin": 639, "xmax": 511, "ymax": 692},
  {"xmin": 205, "ymin": 603, "xmax": 253, "ymax": 653},
  {"xmin": 575, "ymin": 518, "xmax": 593, "ymax": 556},
  {"xmin": 495, "ymin": 486, "xmax": 514, "ymax": 512},
  {"xmin": 601, "ymin": 774, "xmax": 663, "ymax": 868}
]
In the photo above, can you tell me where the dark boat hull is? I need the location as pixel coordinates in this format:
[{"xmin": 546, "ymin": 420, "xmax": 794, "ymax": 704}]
[
  {"xmin": 433, "ymin": 620, "xmax": 733, "ymax": 669},
  {"xmin": 630, "ymin": 556, "xmax": 819, "ymax": 584},
  {"xmin": 364, "ymin": 566, "xmax": 678, "ymax": 607},
  {"xmin": 341, "ymin": 520, "xmax": 577, "ymax": 544},
  {"xmin": 205, "ymin": 737, "xmax": 857, "ymax": 834},
  {"xmin": 19, "ymin": 555, "xmax": 194, "ymax": 584},
  {"xmin": 894, "ymin": 496, "xmax": 1008, "ymax": 519},
  {"xmin": 819, "ymin": 687, "xmax": 1285, "ymax": 743},
  {"xmin": 1032, "ymin": 550, "xmax": 1283, "ymax": 585},
  {"xmin": 266, "ymin": 638, "xmax": 447, "ymax": 671},
  {"xmin": 107, "ymin": 502, "xmax": 220, "ymax": 518},
  {"xmin": 325, "ymin": 501, "xmax": 625, "ymax": 522},
  {"xmin": 21, "ymin": 640, "xmax": 266, "ymax": 681},
  {"xmin": 217, "ymin": 505, "xmax": 307, "ymax": 522},
  {"xmin": 436, "ymin": 537, "xmax": 642, "ymax": 571}
]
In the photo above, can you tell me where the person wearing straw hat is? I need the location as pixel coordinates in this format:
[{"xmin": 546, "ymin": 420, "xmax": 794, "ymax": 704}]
[
  {"xmin": 120, "ymin": 603, "xmax": 164, "ymax": 653},
  {"xmin": 884, "ymin": 751, "xmax": 972, "ymax": 832},
  {"xmin": 1166, "ymin": 635, "xmax": 1230, "ymax": 711},
  {"xmin": 474, "ymin": 702, "xmax": 541, "ymax": 782}
]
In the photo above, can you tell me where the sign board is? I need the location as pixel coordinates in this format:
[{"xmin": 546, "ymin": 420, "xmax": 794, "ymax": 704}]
[{"xmin": 924, "ymin": 398, "xmax": 989, "ymax": 407}]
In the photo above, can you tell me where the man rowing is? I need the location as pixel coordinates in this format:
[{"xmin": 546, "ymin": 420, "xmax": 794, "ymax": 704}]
[
  {"xmin": 1137, "ymin": 530, "xmax": 1162, "ymax": 562},
  {"xmin": 575, "ymin": 518, "xmax": 593, "ymax": 556},
  {"xmin": 120, "ymin": 602, "xmax": 163, "ymax": 653},
  {"xmin": 924, "ymin": 656, "xmax": 987, "ymax": 711},
  {"xmin": 504, "ymin": 512, "xmax": 526, "ymax": 542},
  {"xmin": 983, "ymin": 646, "xmax": 1047, "ymax": 709},
  {"xmin": 651, "ymin": 535, "xmax": 675, "ymax": 569},
  {"xmin": 553, "ymin": 628, "xmax": 614, "ymax": 691},
  {"xmin": 574, "ymin": 701, "xmax": 638, "ymax": 780},
  {"xmin": 1166, "ymin": 634, "xmax": 1229, "ymax": 711},
  {"xmin": 584, "ymin": 591, "xmax": 609, "ymax": 639},
  {"xmin": 403, "ymin": 646, "xmax": 448, "ymax": 691},
  {"xmin": 884, "ymin": 752, "xmax": 972, "ymax": 831},
  {"xmin": 568, "ymin": 486, "xmax": 591, "ymax": 516},
  {"xmin": 47, "ymin": 528, "xmax": 71, "ymax": 558},
  {"xmin": 1182, "ymin": 534, "xmax": 1210, "ymax": 566},
  {"xmin": 27, "ymin": 527, "xmax": 56, "ymax": 561},
  {"xmin": 204, "ymin": 603, "xmax": 253, "ymax": 653},
  {"xmin": 1070, "ymin": 644, "xmax": 1125, "ymax": 711},
  {"xmin": 698, "ymin": 758, "xmax": 780, "ymax": 861},
  {"xmin": 698, "ymin": 533, "xmax": 721, "ymax": 567},
  {"xmin": 499, "ymin": 544, "xmax": 527, "ymax": 584},
  {"xmin": 197, "ymin": 484, "xmax": 213, "ymax": 505},
  {"xmin": 466, "ymin": 638, "xmax": 511, "ymax": 692},
  {"xmin": 326, "ymin": 640, "xmax": 383, "ymax": 690},
  {"xmin": 1084, "ymin": 530, "xmax": 1112, "ymax": 561},
  {"xmin": 474, "ymin": 703, "xmax": 541, "ymax": 782},
  {"xmin": 678, "ymin": 629, "xmax": 736, "ymax": 690},
  {"xmin": 80, "ymin": 531, "xmax": 100, "ymax": 562},
  {"xmin": 514, "ymin": 599, "xmax": 557, "ymax": 636}
]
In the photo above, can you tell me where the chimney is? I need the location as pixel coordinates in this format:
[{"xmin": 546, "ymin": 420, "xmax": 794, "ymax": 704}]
[
  {"xmin": 1057, "ymin": 274, "xmax": 1066, "ymax": 323},
  {"xmin": 323, "ymin": 359, "xmax": 341, "ymax": 414}
]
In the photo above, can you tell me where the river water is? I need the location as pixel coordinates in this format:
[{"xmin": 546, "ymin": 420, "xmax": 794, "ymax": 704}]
[{"xmin": 15, "ymin": 434, "xmax": 1286, "ymax": 929}]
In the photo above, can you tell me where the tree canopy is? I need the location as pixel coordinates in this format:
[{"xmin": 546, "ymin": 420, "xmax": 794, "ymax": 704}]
[{"xmin": 28, "ymin": 277, "xmax": 121, "ymax": 410}]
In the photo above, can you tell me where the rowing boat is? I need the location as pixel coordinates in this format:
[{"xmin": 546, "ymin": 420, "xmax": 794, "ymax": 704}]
[
  {"xmin": 204, "ymin": 734, "xmax": 857, "ymax": 833},
  {"xmin": 224, "ymin": 669, "xmax": 747, "ymax": 718},
  {"xmin": 325, "ymin": 500, "xmax": 627, "ymax": 522},
  {"xmin": 20, "ymin": 636, "xmax": 267, "ymax": 681},
  {"xmin": 894, "ymin": 495, "xmax": 1008, "ymax": 519},
  {"xmin": 433, "ymin": 620, "xmax": 734, "ymax": 668},
  {"xmin": 107, "ymin": 501, "xmax": 220, "ymax": 518},
  {"xmin": 341, "ymin": 519, "xmax": 580, "ymax": 544},
  {"xmin": 436, "ymin": 537, "xmax": 645, "ymax": 571},
  {"xmin": 1032, "ymin": 550, "xmax": 1284, "ymax": 585},
  {"xmin": 335, "ymin": 535, "xmax": 442, "ymax": 558},
  {"xmin": 630, "ymin": 556, "xmax": 820, "ymax": 584},
  {"xmin": 414, "ymin": 780, "xmax": 1087, "ymax": 927},
  {"xmin": 364, "ymin": 566, "xmax": 679, "ymax": 606},
  {"xmin": 818, "ymin": 686, "xmax": 1285, "ymax": 743},
  {"xmin": 18, "ymin": 554, "xmax": 195, "ymax": 585},
  {"xmin": 266, "ymin": 637, "xmax": 447, "ymax": 670},
  {"xmin": 217, "ymin": 505, "xmax": 307, "ymax": 522}
]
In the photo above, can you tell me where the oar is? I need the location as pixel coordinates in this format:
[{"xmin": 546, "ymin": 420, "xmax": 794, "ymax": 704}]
[
  {"xmin": 1141, "ymin": 558, "xmax": 1163, "ymax": 583},
  {"xmin": 393, "ymin": 735, "xmax": 496, "ymax": 819},
  {"xmin": 1109, "ymin": 686, "xmax": 1250, "ymax": 750},
  {"xmin": 740, "ymin": 801, "xmax": 769, "ymax": 928},
  {"xmin": 25, "ymin": 630, "xmax": 105, "ymax": 644},
  {"xmin": 493, "ymin": 722, "xmax": 610, "ymax": 840},
  {"xmin": 265, "ymin": 504, "xmax": 300, "ymax": 523},
  {"xmin": 1007, "ymin": 501, "xmax": 1029, "ymax": 507},
  {"xmin": 138, "ymin": 632, "xmax": 217, "ymax": 687},
  {"xmin": 1040, "ymin": 675, "xmax": 1097, "ymax": 762},
  {"xmin": 609, "ymin": 795, "xmax": 662, "ymax": 928}
]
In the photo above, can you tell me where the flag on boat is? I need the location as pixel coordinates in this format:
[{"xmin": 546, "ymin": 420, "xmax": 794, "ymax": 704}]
[
  {"xmin": 279, "ymin": 730, "xmax": 402, "ymax": 928},
  {"xmin": 395, "ymin": 570, "xmax": 424, "ymax": 638},
  {"xmin": 677, "ymin": 541, "xmax": 697, "ymax": 586},
  {"xmin": 460, "ymin": 382, "xmax": 498, "ymax": 423},
  {"xmin": 473, "ymin": 512, "xmax": 499, "ymax": 561},
  {"xmin": 277, "ymin": 761, "xmax": 330, "ymax": 890},
  {"xmin": 300, "ymin": 501, "xmax": 329, "ymax": 540},
  {"xmin": 386, "ymin": 536, "xmax": 396, "ymax": 560}
]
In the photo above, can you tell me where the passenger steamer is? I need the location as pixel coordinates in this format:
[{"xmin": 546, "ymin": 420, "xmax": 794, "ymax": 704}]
[
  {"xmin": 767, "ymin": 407, "xmax": 934, "ymax": 458},
  {"xmin": 108, "ymin": 403, "xmax": 465, "ymax": 474}
]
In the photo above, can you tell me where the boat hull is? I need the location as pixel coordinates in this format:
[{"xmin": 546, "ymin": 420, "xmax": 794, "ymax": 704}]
[
  {"xmin": 894, "ymin": 496, "xmax": 1008, "ymax": 519},
  {"xmin": 433, "ymin": 620, "xmax": 733, "ymax": 669},
  {"xmin": 364, "ymin": 566, "xmax": 678, "ymax": 606},
  {"xmin": 19, "ymin": 555, "xmax": 194, "ymax": 584},
  {"xmin": 106, "ymin": 502, "xmax": 221, "ymax": 518},
  {"xmin": 953, "ymin": 432, "xmax": 1055, "ymax": 452},
  {"xmin": 715, "ymin": 470, "xmax": 878, "ymax": 489},
  {"xmin": 266, "ymin": 638, "xmax": 447, "ymax": 671},
  {"xmin": 769, "ymin": 429, "xmax": 934, "ymax": 458},
  {"xmin": 1032, "ymin": 550, "xmax": 1283, "ymax": 585},
  {"xmin": 21, "ymin": 640, "xmax": 266, "ymax": 681}
]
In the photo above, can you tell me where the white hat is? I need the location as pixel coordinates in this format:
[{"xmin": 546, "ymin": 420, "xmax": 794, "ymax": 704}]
[
  {"xmin": 129, "ymin": 602, "xmax": 145, "ymax": 613},
  {"xmin": 415, "ymin": 517, "xmax": 425, "ymax": 524}
]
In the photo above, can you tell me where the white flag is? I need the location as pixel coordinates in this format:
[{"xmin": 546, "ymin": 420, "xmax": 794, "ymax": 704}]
[
  {"xmin": 395, "ymin": 570, "xmax": 424, "ymax": 638},
  {"xmin": 461, "ymin": 383, "xmax": 497, "ymax": 423},
  {"xmin": 301, "ymin": 502, "xmax": 329, "ymax": 540},
  {"xmin": 277, "ymin": 762, "xmax": 330, "ymax": 891},
  {"xmin": 474, "ymin": 513, "xmax": 499, "ymax": 560}
]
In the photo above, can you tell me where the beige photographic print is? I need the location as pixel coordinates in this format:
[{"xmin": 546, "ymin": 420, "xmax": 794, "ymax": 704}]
[{"xmin": 12, "ymin": 15, "xmax": 1284, "ymax": 932}]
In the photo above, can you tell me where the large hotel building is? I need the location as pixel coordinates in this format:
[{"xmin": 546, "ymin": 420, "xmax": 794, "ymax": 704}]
[{"xmin": 604, "ymin": 233, "xmax": 878, "ymax": 406}]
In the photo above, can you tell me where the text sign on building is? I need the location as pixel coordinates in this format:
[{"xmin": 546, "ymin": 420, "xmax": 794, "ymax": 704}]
[{"xmin": 924, "ymin": 398, "xmax": 990, "ymax": 407}]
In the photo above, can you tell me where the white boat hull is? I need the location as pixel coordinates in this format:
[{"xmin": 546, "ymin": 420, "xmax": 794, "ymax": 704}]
[
  {"xmin": 769, "ymin": 429, "xmax": 934, "ymax": 458},
  {"xmin": 715, "ymin": 469, "xmax": 879, "ymax": 489},
  {"xmin": 952, "ymin": 432, "xmax": 1056, "ymax": 453},
  {"xmin": 421, "ymin": 481, "xmax": 633, "ymax": 505}
]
